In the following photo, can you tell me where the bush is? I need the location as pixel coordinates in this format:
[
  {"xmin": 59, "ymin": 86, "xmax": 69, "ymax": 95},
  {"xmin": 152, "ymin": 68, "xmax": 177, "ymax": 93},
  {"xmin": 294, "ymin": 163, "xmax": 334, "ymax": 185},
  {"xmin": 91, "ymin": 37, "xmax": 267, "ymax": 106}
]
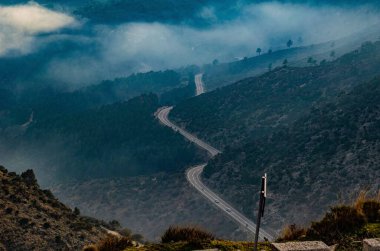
[
  {"xmin": 94, "ymin": 235, "xmax": 133, "ymax": 251},
  {"xmin": 362, "ymin": 201, "xmax": 380, "ymax": 222},
  {"xmin": 83, "ymin": 245, "xmax": 98, "ymax": 251},
  {"xmin": 306, "ymin": 205, "xmax": 365, "ymax": 244},
  {"xmin": 277, "ymin": 224, "xmax": 306, "ymax": 242},
  {"xmin": 161, "ymin": 226, "xmax": 214, "ymax": 243}
]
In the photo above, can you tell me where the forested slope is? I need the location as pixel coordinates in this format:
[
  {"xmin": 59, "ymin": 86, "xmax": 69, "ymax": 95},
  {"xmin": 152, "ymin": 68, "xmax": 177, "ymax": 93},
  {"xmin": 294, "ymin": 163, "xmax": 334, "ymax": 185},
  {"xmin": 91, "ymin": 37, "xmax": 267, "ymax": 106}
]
[
  {"xmin": 204, "ymin": 77, "xmax": 380, "ymax": 231},
  {"xmin": 2, "ymin": 94, "xmax": 205, "ymax": 182},
  {"xmin": 171, "ymin": 41, "xmax": 380, "ymax": 149}
]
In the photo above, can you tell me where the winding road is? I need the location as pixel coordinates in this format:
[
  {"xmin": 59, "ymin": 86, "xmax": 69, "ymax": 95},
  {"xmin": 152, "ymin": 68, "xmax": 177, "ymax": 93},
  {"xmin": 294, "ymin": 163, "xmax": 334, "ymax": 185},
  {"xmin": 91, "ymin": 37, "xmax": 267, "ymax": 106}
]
[{"xmin": 156, "ymin": 74, "xmax": 273, "ymax": 241}]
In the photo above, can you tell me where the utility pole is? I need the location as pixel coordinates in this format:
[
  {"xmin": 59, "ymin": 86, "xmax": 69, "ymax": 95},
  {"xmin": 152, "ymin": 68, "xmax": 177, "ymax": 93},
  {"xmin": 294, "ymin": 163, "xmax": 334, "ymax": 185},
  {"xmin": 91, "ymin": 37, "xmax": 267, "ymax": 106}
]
[{"xmin": 253, "ymin": 173, "xmax": 267, "ymax": 251}]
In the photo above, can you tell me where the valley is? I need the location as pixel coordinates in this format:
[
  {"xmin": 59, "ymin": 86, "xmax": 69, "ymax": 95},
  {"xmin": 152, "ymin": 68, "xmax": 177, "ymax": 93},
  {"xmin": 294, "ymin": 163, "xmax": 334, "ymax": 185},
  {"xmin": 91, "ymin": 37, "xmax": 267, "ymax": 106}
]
[{"xmin": 1, "ymin": 1, "xmax": 380, "ymax": 250}]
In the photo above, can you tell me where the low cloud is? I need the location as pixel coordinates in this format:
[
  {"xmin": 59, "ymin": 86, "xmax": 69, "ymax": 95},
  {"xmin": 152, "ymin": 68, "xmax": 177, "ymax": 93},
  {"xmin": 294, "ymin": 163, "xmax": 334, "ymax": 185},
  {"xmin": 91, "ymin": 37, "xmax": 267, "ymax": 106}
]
[
  {"xmin": 3, "ymin": 2, "xmax": 380, "ymax": 87},
  {"xmin": 68, "ymin": 2, "xmax": 379, "ymax": 83},
  {"xmin": 0, "ymin": 2, "xmax": 77, "ymax": 56}
]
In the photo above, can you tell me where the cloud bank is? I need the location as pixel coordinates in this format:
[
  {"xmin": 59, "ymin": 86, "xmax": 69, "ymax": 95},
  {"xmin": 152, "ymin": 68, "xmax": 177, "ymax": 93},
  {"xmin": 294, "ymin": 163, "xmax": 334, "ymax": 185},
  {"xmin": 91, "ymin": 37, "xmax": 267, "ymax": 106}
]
[
  {"xmin": 101, "ymin": 2, "xmax": 380, "ymax": 67},
  {"xmin": 1, "ymin": 2, "xmax": 380, "ymax": 87},
  {"xmin": 0, "ymin": 2, "xmax": 77, "ymax": 56}
]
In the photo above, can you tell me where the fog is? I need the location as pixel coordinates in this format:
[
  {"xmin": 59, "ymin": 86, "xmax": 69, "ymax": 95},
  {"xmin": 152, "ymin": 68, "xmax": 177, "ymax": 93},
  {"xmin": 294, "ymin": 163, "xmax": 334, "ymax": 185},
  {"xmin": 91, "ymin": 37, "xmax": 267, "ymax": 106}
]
[
  {"xmin": 1, "ymin": 1, "xmax": 380, "ymax": 86},
  {"xmin": 0, "ymin": 2, "xmax": 77, "ymax": 56}
]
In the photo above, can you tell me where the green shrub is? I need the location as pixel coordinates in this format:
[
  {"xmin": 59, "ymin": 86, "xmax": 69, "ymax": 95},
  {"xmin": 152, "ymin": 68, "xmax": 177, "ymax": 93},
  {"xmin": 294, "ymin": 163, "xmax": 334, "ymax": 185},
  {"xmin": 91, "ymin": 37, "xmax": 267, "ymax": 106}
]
[{"xmin": 161, "ymin": 226, "xmax": 214, "ymax": 243}]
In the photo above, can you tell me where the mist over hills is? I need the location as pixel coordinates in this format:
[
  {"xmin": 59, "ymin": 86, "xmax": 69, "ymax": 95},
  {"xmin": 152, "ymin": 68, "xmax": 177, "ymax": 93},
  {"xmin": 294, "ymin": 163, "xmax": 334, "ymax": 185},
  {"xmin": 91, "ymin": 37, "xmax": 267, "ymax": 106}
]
[
  {"xmin": 1, "ymin": 0, "xmax": 379, "ymax": 88},
  {"xmin": 168, "ymin": 41, "xmax": 380, "ymax": 233},
  {"xmin": 171, "ymin": 41, "xmax": 380, "ymax": 149},
  {"xmin": 1, "ymin": 0, "xmax": 380, "ymax": 245},
  {"xmin": 1, "ymin": 93, "xmax": 206, "ymax": 183}
]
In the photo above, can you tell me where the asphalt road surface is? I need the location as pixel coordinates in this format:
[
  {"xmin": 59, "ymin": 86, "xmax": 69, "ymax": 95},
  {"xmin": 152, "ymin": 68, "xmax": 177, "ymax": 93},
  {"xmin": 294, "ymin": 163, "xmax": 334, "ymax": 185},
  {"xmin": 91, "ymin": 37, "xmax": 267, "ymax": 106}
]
[
  {"xmin": 156, "ymin": 74, "xmax": 274, "ymax": 240},
  {"xmin": 195, "ymin": 73, "xmax": 205, "ymax": 95}
]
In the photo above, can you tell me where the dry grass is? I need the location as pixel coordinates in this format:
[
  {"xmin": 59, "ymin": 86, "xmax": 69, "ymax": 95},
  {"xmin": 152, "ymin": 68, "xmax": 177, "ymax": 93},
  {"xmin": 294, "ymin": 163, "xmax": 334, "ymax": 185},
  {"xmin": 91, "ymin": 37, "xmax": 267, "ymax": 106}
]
[
  {"xmin": 353, "ymin": 190, "xmax": 380, "ymax": 222},
  {"xmin": 161, "ymin": 226, "xmax": 214, "ymax": 243},
  {"xmin": 277, "ymin": 224, "xmax": 306, "ymax": 242},
  {"xmin": 278, "ymin": 190, "xmax": 380, "ymax": 247},
  {"xmin": 83, "ymin": 235, "xmax": 133, "ymax": 251}
]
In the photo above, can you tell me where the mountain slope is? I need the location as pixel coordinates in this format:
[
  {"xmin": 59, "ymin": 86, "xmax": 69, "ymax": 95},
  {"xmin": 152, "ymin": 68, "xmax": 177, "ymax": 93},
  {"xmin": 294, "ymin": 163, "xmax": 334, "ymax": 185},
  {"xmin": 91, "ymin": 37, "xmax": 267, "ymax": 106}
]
[
  {"xmin": 171, "ymin": 41, "xmax": 380, "ymax": 149},
  {"xmin": 203, "ymin": 77, "xmax": 380, "ymax": 231},
  {"xmin": 1, "ymin": 94, "xmax": 205, "ymax": 183},
  {"xmin": 0, "ymin": 167, "xmax": 110, "ymax": 250}
]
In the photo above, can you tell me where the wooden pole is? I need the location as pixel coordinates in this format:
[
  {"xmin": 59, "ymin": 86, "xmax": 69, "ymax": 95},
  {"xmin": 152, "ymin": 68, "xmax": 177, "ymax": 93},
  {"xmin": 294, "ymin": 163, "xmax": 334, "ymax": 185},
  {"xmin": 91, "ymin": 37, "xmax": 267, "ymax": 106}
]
[{"xmin": 253, "ymin": 174, "xmax": 266, "ymax": 251}]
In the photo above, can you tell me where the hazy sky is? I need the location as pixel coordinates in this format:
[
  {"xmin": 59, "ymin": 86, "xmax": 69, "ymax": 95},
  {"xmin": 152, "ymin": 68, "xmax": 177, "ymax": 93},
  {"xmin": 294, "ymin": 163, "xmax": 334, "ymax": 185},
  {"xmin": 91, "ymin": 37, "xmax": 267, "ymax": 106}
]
[{"xmin": 0, "ymin": 1, "xmax": 379, "ymax": 87}]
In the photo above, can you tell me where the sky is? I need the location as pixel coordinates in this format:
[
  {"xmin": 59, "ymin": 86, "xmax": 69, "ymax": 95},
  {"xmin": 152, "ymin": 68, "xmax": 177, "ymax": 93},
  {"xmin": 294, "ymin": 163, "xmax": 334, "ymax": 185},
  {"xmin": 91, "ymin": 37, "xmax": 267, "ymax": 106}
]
[{"xmin": 0, "ymin": 1, "xmax": 379, "ymax": 87}]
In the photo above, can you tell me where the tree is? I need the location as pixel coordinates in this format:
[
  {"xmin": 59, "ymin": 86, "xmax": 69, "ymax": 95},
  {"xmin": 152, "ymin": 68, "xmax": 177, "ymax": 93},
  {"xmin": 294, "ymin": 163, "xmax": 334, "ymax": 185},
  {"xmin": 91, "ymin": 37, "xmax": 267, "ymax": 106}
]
[
  {"xmin": 287, "ymin": 39, "xmax": 293, "ymax": 48},
  {"xmin": 109, "ymin": 220, "xmax": 121, "ymax": 229},
  {"xmin": 307, "ymin": 57, "xmax": 317, "ymax": 65},
  {"xmin": 330, "ymin": 51, "xmax": 336, "ymax": 58},
  {"xmin": 268, "ymin": 63, "xmax": 272, "ymax": 71},
  {"xmin": 283, "ymin": 59, "xmax": 288, "ymax": 66},
  {"xmin": 268, "ymin": 49, "xmax": 273, "ymax": 54},
  {"xmin": 74, "ymin": 207, "xmax": 80, "ymax": 216},
  {"xmin": 212, "ymin": 59, "xmax": 219, "ymax": 66},
  {"xmin": 256, "ymin": 48, "xmax": 262, "ymax": 55}
]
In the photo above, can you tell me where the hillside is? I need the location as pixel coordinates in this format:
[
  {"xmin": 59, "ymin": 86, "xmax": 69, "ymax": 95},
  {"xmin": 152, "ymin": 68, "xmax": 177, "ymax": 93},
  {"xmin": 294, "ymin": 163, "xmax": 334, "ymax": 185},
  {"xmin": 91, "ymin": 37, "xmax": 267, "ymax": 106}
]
[
  {"xmin": 171, "ymin": 41, "xmax": 380, "ymax": 149},
  {"xmin": 203, "ymin": 77, "xmax": 380, "ymax": 232},
  {"xmin": 53, "ymin": 171, "xmax": 247, "ymax": 241},
  {"xmin": 0, "ymin": 166, "xmax": 110, "ymax": 250},
  {"xmin": 202, "ymin": 24, "xmax": 380, "ymax": 91},
  {"xmin": 0, "ymin": 68, "xmax": 186, "ymax": 129},
  {"xmin": 1, "ymin": 94, "xmax": 206, "ymax": 182}
]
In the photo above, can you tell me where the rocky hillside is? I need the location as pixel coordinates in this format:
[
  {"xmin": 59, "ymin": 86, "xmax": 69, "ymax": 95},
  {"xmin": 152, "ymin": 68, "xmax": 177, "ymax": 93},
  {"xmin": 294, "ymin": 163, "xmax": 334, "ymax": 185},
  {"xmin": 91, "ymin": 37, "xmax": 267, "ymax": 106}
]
[
  {"xmin": 203, "ymin": 77, "xmax": 380, "ymax": 232},
  {"xmin": 0, "ymin": 166, "xmax": 110, "ymax": 251}
]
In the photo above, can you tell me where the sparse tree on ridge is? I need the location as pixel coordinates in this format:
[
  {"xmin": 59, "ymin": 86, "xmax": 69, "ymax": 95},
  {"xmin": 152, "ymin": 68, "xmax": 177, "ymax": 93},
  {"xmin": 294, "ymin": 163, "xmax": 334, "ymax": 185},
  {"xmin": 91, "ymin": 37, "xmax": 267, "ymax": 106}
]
[
  {"xmin": 307, "ymin": 57, "xmax": 317, "ymax": 65},
  {"xmin": 283, "ymin": 59, "xmax": 288, "ymax": 66},
  {"xmin": 256, "ymin": 48, "xmax": 262, "ymax": 55},
  {"xmin": 287, "ymin": 39, "xmax": 293, "ymax": 48},
  {"xmin": 268, "ymin": 63, "xmax": 272, "ymax": 71},
  {"xmin": 268, "ymin": 49, "xmax": 273, "ymax": 54},
  {"xmin": 212, "ymin": 59, "xmax": 219, "ymax": 65}
]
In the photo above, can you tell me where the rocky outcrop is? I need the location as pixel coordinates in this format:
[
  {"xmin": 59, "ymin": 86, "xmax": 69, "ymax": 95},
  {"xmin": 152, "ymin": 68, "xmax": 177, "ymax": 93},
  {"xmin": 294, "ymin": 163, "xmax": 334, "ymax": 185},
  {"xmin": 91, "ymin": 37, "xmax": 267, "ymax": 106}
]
[{"xmin": 0, "ymin": 166, "xmax": 109, "ymax": 251}]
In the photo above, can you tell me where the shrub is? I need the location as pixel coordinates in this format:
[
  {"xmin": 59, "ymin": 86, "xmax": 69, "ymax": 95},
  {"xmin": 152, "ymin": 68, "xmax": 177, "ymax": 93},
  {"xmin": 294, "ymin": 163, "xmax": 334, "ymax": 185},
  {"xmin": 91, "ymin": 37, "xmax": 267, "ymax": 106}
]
[
  {"xmin": 277, "ymin": 224, "xmax": 306, "ymax": 242},
  {"xmin": 74, "ymin": 207, "xmax": 81, "ymax": 216},
  {"xmin": 161, "ymin": 226, "xmax": 214, "ymax": 243},
  {"xmin": 362, "ymin": 200, "xmax": 380, "ymax": 222},
  {"xmin": 131, "ymin": 233, "xmax": 143, "ymax": 242},
  {"xmin": 119, "ymin": 228, "xmax": 132, "ymax": 238},
  {"xmin": 83, "ymin": 245, "xmax": 98, "ymax": 251},
  {"xmin": 95, "ymin": 235, "xmax": 133, "ymax": 251},
  {"xmin": 306, "ymin": 205, "xmax": 365, "ymax": 244},
  {"xmin": 18, "ymin": 217, "xmax": 29, "ymax": 226},
  {"xmin": 108, "ymin": 220, "xmax": 121, "ymax": 229}
]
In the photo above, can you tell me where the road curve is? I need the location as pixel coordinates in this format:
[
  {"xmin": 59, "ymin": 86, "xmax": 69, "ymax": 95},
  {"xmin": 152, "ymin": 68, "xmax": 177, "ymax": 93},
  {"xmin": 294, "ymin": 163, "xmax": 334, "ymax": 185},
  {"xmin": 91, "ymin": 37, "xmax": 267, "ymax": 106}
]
[
  {"xmin": 195, "ymin": 73, "xmax": 205, "ymax": 96},
  {"xmin": 156, "ymin": 74, "xmax": 273, "ymax": 241}
]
